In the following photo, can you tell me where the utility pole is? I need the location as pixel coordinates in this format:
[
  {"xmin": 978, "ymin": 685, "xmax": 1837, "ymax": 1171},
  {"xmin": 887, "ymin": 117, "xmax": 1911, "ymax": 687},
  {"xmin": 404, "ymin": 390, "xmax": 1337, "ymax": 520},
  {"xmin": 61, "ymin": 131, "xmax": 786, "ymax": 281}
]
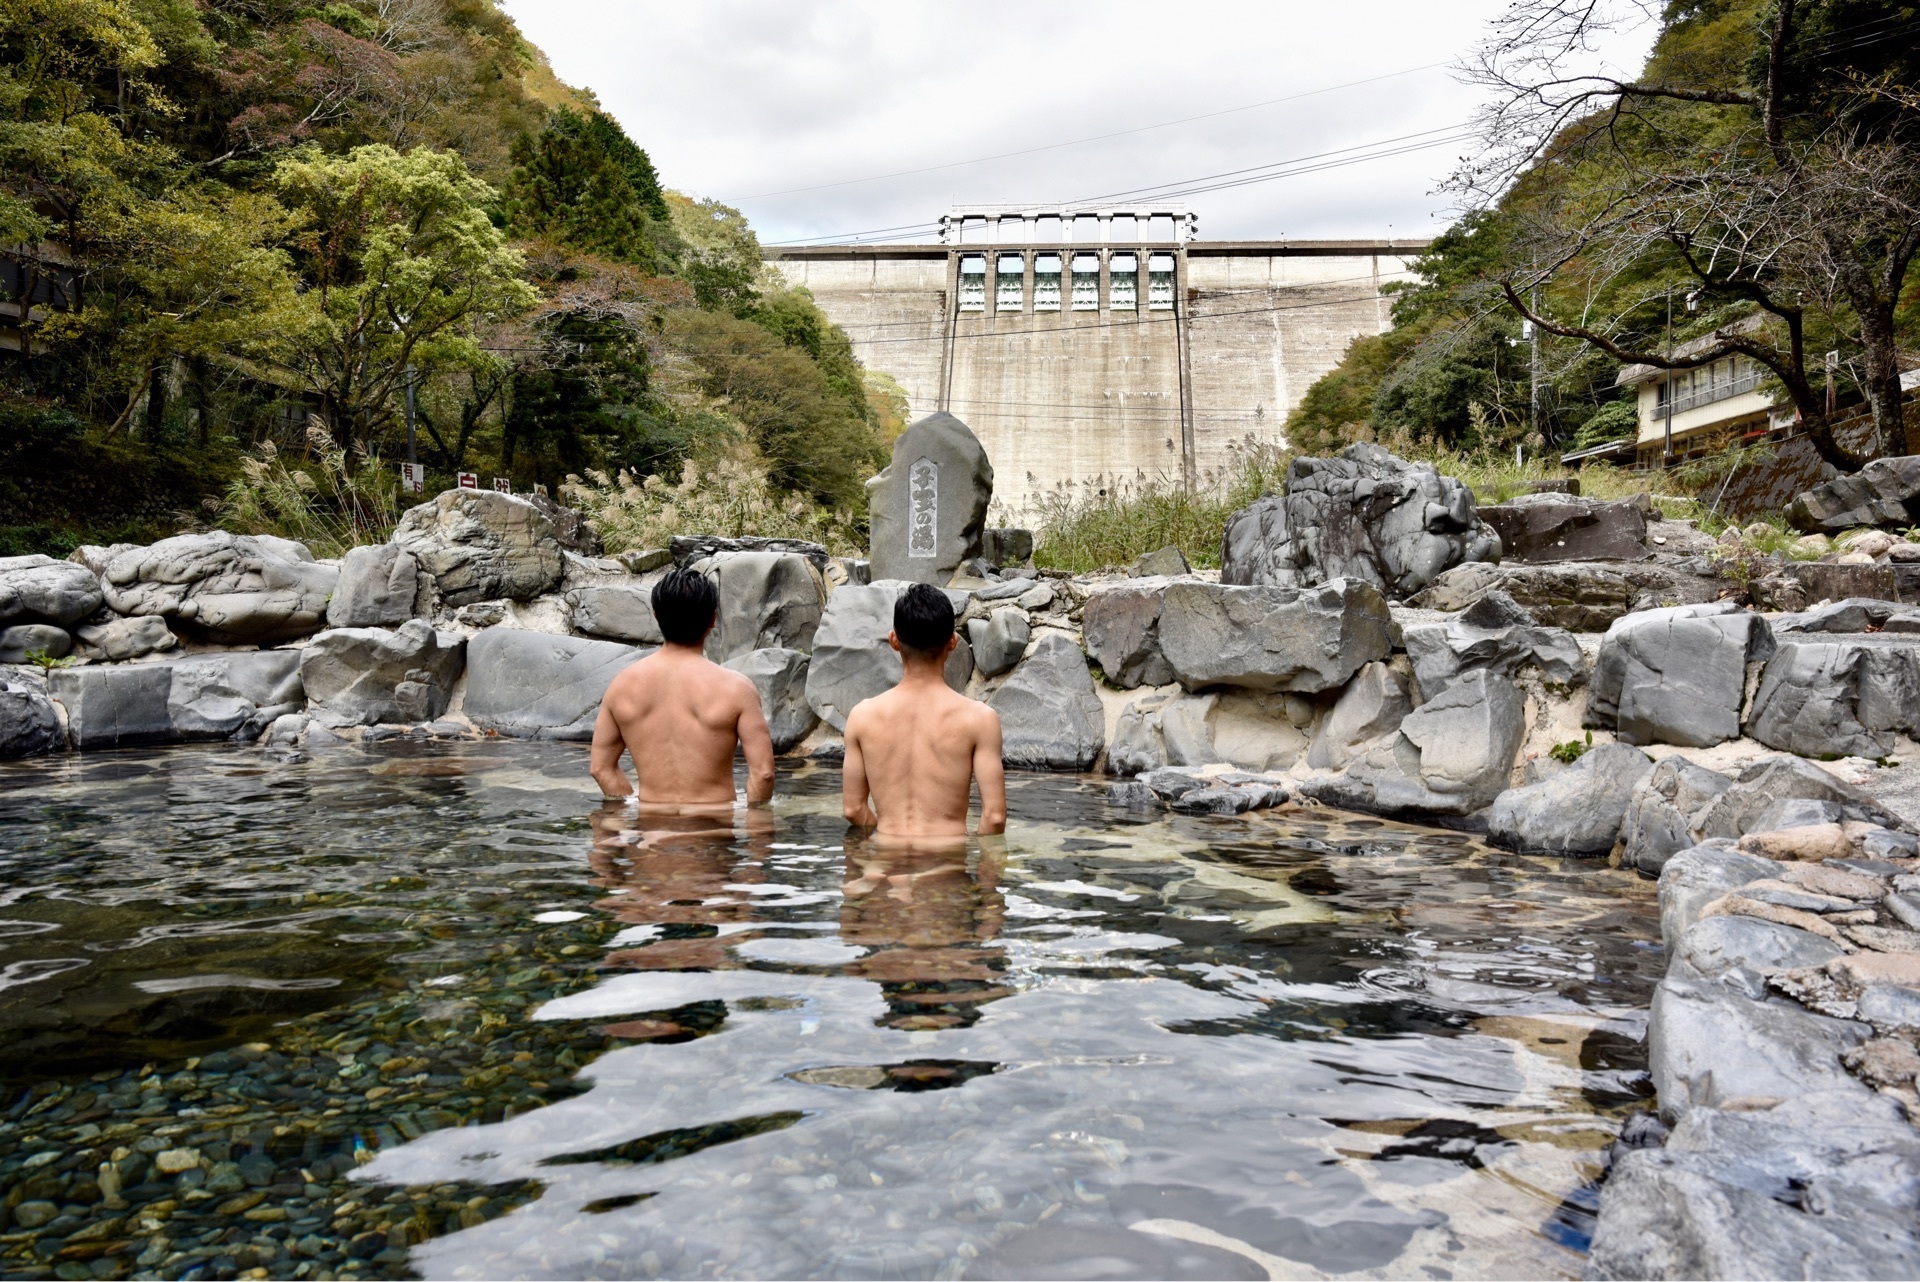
[
  {"xmin": 404, "ymin": 365, "xmax": 418, "ymax": 468},
  {"xmin": 1528, "ymin": 282, "xmax": 1542, "ymax": 442},
  {"xmin": 1662, "ymin": 287, "xmax": 1674, "ymax": 467}
]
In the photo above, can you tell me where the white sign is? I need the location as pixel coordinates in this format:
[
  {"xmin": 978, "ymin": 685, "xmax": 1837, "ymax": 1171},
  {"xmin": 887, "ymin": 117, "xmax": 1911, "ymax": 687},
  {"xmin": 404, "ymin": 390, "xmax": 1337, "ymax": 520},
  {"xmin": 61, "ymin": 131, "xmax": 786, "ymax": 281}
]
[
  {"xmin": 457, "ymin": 472, "xmax": 479, "ymax": 490},
  {"xmin": 399, "ymin": 462, "xmax": 425, "ymax": 494},
  {"xmin": 907, "ymin": 457, "xmax": 938, "ymax": 558},
  {"xmin": 491, "ymin": 477, "xmax": 511, "ymax": 494}
]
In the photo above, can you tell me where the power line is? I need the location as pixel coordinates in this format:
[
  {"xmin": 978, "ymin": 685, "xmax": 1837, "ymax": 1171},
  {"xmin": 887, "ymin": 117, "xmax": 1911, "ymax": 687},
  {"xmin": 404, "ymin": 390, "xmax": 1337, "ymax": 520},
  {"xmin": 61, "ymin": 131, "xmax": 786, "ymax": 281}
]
[
  {"xmin": 722, "ymin": 61, "xmax": 1452, "ymax": 203},
  {"xmin": 1071, "ymin": 125, "xmax": 1468, "ymax": 203}
]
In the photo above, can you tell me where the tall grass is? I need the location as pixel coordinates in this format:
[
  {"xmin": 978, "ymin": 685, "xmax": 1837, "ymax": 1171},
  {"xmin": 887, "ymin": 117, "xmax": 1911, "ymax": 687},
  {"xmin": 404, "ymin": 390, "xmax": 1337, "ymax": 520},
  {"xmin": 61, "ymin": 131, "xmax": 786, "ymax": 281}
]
[{"xmin": 208, "ymin": 421, "xmax": 402, "ymax": 557}]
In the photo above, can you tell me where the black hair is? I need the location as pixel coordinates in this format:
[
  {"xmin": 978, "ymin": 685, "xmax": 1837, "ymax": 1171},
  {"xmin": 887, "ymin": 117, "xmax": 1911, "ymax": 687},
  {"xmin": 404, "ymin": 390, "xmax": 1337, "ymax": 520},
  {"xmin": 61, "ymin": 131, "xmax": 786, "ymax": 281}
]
[
  {"xmin": 893, "ymin": 582, "xmax": 955, "ymax": 659},
  {"xmin": 652, "ymin": 567, "xmax": 718, "ymax": 646}
]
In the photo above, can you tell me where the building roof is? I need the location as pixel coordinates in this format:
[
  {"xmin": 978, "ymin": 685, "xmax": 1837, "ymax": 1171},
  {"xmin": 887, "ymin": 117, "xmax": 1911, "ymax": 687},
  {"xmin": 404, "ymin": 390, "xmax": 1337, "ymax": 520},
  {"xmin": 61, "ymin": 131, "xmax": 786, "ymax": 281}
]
[{"xmin": 1614, "ymin": 315, "xmax": 1768, "ymax": 386}]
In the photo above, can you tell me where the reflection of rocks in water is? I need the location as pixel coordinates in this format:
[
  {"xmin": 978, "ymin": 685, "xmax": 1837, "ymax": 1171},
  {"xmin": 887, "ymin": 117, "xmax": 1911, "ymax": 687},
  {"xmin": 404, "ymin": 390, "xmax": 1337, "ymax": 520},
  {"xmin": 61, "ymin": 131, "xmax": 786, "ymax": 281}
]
[
  {"xmin": 788, "ymin": 1058, "xmax": 1000, "ymax": 1092},
  {"xmin": 841, "ymin": 844, "xmax": 1010, "ymax": 1028}
]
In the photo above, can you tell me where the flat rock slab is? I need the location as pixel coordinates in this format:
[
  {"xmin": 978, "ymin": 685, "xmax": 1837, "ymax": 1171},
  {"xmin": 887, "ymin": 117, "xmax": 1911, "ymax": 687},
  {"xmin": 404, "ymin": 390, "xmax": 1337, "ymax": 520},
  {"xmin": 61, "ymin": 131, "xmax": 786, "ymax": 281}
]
[
  {"xmin": 1158, "ymin": 578, "xmax": 1392, "ymax": 693},
  {"xmin": 1649, "ymin": 976, "xmax": 1871, "ymax": 1121},
  {"xmin": 48, "ymin": 651, "xmax": 304, "ymax": 747},
  {"xmin": 464, "ymin": 628, "xmax": 646, "ymax": 740}
]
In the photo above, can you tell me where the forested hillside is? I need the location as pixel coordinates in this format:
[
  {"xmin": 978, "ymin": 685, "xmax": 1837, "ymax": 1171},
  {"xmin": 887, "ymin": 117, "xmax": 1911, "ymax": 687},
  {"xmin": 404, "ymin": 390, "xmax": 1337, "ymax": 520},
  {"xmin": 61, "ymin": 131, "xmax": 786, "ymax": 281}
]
[
  {"xmin": 0, "ymin": 0, "xmax": 894, "ymax": 555},
  {"xmin": 1286, "ymin": 0, "xmax": 1920, "ymax": 469}
]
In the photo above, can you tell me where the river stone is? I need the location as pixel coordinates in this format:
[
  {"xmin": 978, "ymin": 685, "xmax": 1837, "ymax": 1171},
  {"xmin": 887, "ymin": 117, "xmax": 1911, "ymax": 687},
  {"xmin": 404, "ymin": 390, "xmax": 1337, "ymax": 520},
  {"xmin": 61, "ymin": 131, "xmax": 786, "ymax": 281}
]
[
  {"xmin": 966, "ymin": 608, "xmax": 1030, "ymax": 677},
  {"xmin": 1306, "ymin": 661, "xmax": 1410, "ymax": 770},
  {"xmin": 803, "ymin": 582, "xmax": 969, "ymax": 731},
  {"xmin": 988, "ymin": 632, "xmax": 1104, "ymax": 770},
  {"xmin": 1620, "ymin": 757, "xmax": 1735, "ymax": 875},
  {"xmin": 1407, "ymin": 560, "xmax": 1642, "ymax": 632},
  {"xmin": 1678, "ymin": 914, "xmax": 1845, "ymax": 978},
  {"xmin": 1158, "ymin": 578, "xmax": 1391, "ymax": 693},
  {"xmin": 1108, "ymin": 694, "xmax": 1172, "ymax": 776},
  {"xmin": 866, "ymin": 411, "xmax": 993, "ymax": 586},
  {"xmin": 1220, "ymin": 444, "xmax": 1501, "ymax": 597},
  {"xmin": 1586, "ymin": 602, "xmax": 1772, "ymax": 747},
  {"xmin": 1131, "ymin": 546, "xmax": 1189, "ymax": 577},
  {"xmin": 569, "ymin": 581, "xmax": 664, "ymax": 645},
  {"xmin": 1307, "ymin": 669, "xmax": 1524, "ymax": 817},
  {"xmin": 299, "ymin": 621, "xmax": 465, "ymax": 728},
  {"xmin": 1081, "ymin": 578, "xmax": 1175, "ymax": 688},
  {"xmin": 1746, "ymin": 637, "xmax": 1920, "ymax": 759},
  {"xmin": 390, "ymin": 490, "xmax": 563, "ymax": 606},
  {"xmin": 723, "ymin": 648, "xmax": 817, "ymax": 753},
  {"xmin": 1477, "ymin": 495, "xmax": 1648, "ymax": 562},
  {"xmin": 1649, "ymin": 976, "xmax": 1871, "ymax": 1121},
  {"xmin": 697, "ymin": 552, "xmax": 825, "ymax": 663},
  {"xmin": 1788, "ymin": 454, "xmax": 1920, "ymax": 532},
  {"xmin": 1486, "ymin": 743, "xmax": 1653, "ymax": 857},
  {"xmin": 73, "ymin": 614, "xmax": 176, "ymax": 662},
  {"xmin": 48, "ymin": 662, "xmax": 177, "ymax": 748},
  {"xmin": 0, "ymin": 675, "xmax": 62, "ymax": 758},
  {"xmin": 523, "ymin": 491, "xmax": 602, "ymax": 556},
  {"xmin": 1697, "ymin": 755, "xmax": 1903, "ymax": 840},
  {"xmin": 166, "ymin": 650, "xmax": 304, "ymax": 739},
  {"xmin": 1400, "ymin": 591, "xmax": 1585, "ymax": 701},
  {"xmin": 0, "ymin": 624, "xmax": 69, "ymax": 663},
  {"xmin": 1658, "ymin": 844, "xmax": 1781, "ymax": 947},
  {"xmin": 327, "ymin": 544, "xmax": 428, "ymax": 628},
  {"xmin": 0, "ymin": 554, "xmax": 103, "ymax": 627},
  {"xmin": 463, "ymin": 628, "xmax": 644, "ymax": 740},
  {"xmin": 101, "ymin": 532, "xmax": 338, "ymax": 643}
]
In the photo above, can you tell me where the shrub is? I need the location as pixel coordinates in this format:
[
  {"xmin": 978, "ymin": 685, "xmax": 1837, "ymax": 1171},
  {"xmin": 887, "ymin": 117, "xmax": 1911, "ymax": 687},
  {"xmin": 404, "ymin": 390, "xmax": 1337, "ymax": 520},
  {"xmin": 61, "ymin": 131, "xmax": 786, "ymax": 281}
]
[{"xmin": 208, "ymin": 422, "xmax": 401, "ymax": 557}]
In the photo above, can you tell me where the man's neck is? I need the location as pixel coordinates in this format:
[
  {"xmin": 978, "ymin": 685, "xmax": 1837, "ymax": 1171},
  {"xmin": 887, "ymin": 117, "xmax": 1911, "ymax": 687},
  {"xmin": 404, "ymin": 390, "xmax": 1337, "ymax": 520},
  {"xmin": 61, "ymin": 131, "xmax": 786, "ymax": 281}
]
[
  {"xmin": 659, "ymin": 641, "xmax": 708, "ymax": 659},
  {"xmin": 897, "ymin": 657, "xmax": 948, "ymax": 688}
]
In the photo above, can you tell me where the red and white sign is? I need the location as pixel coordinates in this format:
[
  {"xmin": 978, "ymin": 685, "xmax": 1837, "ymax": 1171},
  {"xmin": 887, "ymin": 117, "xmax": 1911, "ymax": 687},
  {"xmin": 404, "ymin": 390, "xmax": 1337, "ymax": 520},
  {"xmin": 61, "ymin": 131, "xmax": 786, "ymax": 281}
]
[
  {"xmin": 399, "ymin": 462, "xmax": 425, "ymax": 494},
  {"xmin": 457, "ymin": 472, "xmax": 479, "ymax": 489},
  {"xmin": 491, "ymin": 478, "xmax": 511, "ymax": 494}
]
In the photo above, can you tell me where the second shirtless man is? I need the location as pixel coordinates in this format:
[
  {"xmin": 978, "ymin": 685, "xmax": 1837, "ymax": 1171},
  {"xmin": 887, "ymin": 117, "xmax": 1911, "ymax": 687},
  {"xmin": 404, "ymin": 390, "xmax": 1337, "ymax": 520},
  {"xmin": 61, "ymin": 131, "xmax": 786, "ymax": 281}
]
[{"xmin": 843, "ymin": 583, "xmax": 1006, "ymax": 840}]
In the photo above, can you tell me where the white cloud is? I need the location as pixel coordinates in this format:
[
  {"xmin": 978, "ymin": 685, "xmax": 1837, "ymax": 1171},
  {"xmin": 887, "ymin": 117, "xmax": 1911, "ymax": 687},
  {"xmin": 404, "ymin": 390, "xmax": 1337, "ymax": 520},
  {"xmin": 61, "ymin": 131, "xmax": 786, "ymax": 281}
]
[{"xmin": 500, "ymin": 0, "xmax": 1656, "ymax": 244}]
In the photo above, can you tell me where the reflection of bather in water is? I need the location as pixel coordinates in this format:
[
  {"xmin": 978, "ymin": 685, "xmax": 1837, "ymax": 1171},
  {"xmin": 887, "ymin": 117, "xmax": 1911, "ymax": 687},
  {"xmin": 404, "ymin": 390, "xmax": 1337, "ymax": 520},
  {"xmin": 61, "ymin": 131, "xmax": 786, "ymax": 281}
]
[
  {"xmin": 588, "ymin": 803, "xmax": 774, "ymax": 971},
  {"xmin": 841, "ymin": 839, "xmax": 1010, "ymax": 1029}
]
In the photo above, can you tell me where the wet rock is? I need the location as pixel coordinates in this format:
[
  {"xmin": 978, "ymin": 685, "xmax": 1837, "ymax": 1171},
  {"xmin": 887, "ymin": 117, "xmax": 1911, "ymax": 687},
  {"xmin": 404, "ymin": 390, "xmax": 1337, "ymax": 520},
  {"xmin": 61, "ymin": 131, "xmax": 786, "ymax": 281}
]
[
  {"xmin": 390, "ymin": 490, "xmax": 564, "ymax": 606},
  {"xmin": 1306, "ymin": 661, "xmax": 1410, "ymax": 770},
  {"xmin": 1158, "ymin": 578, "xmax": 1392, "ymax": 693},
  {"xmin": 1858, "ymin": 985, "xmax": 1920, "ymax": 1027},
  {"xmin": 1407, "ymin": 560, "xmax": 1643, "ymax": 632},
  {"xmin": 1746, "ymin": 637, "xmax": 1920, "ymax": 759},
  {"xmin": 697, "ymin": 552, "xmax": 825, "ymax": 663},
  {"xmin": 966, "ymin": 608, "xmax": 1030, "ymax": 678},
  {"xmin": 1476, "ymin": 494, "xmax": 1648, "ymax": 563},
  {"xmin": 101, "ymin": 532, "xmax": 337, "ymax": 643},
  {"xmin": 0, "ymin": 675, "xmax": 62, "ymax": 758},
  {"xmin": 1220, "ymin": 444, "xmax": 1500, "ymax": 597},
  {"xmin": 1678, "ymin": 914, "xmax": 1845, "ymax": 978},
  {"xmin": 299, "ymin": 621, "xmax": 465, "ymax": 728},
  {"xmin": 13, "ymin": 1201, "xmax": 57, "ymax": 1230},
  {"xmin": 0, "ymin": 623, "xmax": 69, "ymax": 663},
  {"xmin": 1658, "ymin": 845, "xmax": 1780, "ymax": 946},
  {"xmin": 0, "ymin": 554, "xmax": 104, "ymax": 627},
  {"xmin": 1080, "ymin": 578, "xmax": 1175, "ymax": 688},
  {"xmin": 1620, "ymin": 758, "xmax": 1736, "ymax": 875},
  {"xmin": 989, "ymin": 633, "xmax": 1104, "ymax": 771},
  {"xmin": 1141, "ymin": 768, "xmax": 1209, "ymax": 800},
  {"xmin": 49, "ymin": 663, "xmax": 176, "ymax": 748},
  {"xmin": 1788, "ymin": 455, "xmax": 1920, "ymax": 532},
  {"xmin": 167, "ymin": 650, "xmax": 305, "ymax": 739},
  {"xmin": 866, "ymin": 411, "xmax": 993, "ymax": 586},
  {"xmin": 463, "ymin": 628, "xmax": 643, "ymax": 740},
  {"xmin": 722, "ymin": 648, "xmax": 817, "ymax": 753},
  {"xmin": 1106, "ymin": 780, "xmax": 1158, "ymax": 808},
  {"xmin": 1130, "ymin": 546, "xmax": 1188, "ymax": 577},
  {"xmin": 1305, "ymin": 669, "xmax": 1525, "ymax": 818},
  {"xmin": 327, "ymin": 545, "xmax": 429, "ymax": 628},
  {"xmin": 803, "ymin": 582, "xmax": 969, "ymax": 731},
  {"xmin": 73, "ymin": 614, "xmax": 175, "ymax": 662},
  {"xmin": 1587, "ymin": 602, "xmax": 1772, "ymax": 747},
  {"xmin": 1649, "ymin": 976, "xmax": 1871, "ymax": 1121},
  {"xmin": 1487, "ymin": 743, "xmax": 1653, "ymax": 857},
  {"xmin": 1400, "ymin": 591, "xmax": 1585, "ymax": 701}
]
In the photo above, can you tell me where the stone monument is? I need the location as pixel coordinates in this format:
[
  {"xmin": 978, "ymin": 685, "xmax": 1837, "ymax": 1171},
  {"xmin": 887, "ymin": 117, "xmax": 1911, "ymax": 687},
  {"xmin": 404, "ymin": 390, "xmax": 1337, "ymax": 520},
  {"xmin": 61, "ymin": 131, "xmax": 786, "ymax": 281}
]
[{"xmin": 866, "ymin": 412, "xmax": 993, "ymax": 585}]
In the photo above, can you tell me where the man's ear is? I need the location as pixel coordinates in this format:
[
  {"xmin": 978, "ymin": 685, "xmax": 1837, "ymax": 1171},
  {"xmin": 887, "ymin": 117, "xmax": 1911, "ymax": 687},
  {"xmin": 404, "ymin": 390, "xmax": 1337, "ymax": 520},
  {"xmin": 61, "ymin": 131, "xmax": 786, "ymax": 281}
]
[
  {"xmin": 887, "ymin": 631, "xmax": 902, "ymax": 655},
  {"xmin": 943, "ymin": 632, "xmax": 959, "ymax": 656}
]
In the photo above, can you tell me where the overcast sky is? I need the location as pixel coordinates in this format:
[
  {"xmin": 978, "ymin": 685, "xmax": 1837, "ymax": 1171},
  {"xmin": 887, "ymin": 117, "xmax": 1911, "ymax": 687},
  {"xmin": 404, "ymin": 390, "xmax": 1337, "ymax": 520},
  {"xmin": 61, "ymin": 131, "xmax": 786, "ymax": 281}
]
[{"xmin": 499, "ymin": 1, "xmax": 1657, "ymax": 246}]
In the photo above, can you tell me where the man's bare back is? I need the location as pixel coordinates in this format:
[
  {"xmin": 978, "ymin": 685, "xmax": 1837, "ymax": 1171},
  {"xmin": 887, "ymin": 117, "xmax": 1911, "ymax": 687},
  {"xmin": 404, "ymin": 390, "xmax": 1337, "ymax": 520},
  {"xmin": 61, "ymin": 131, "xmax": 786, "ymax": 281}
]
[
  {"xmin": 589, "ymin": 568, "xmax": 774, "ymax": 808},
  {"xmin": 842, "ymin": 585, "xmax": 1005, "ymax": 839}
]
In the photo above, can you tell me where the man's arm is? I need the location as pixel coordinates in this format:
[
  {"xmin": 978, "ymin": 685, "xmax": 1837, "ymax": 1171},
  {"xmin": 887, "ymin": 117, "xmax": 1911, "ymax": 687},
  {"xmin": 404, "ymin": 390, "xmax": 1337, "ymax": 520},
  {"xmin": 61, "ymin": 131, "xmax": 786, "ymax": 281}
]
[
  {"xmin": 841, "ymin": 711, "xmax": 879, "ymax": 828},
  {"xmin": 973, "ymin": 708, "xmax": 1006, "ymax": 836},
  {"xmin": 734, "ymin": 679, "xmax": 777, "ymax": 805},
  {"xmin": 589, "ymin": 701, "xmax": 633, "ymax": 799}
]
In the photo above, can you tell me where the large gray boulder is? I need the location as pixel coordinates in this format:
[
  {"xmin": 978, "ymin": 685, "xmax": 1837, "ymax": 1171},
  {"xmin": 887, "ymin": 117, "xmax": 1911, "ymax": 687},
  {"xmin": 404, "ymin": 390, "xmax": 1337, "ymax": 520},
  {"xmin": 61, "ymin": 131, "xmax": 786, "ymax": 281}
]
[
  {"xmin": 1220, "ymin": 444, "xmax": 1500, "ymax": 597},
  {"xmin": 1475, "ymin": 494, "xmax": 1648, "ymax": 563},
  {"xmin": 390, "ymin": 490, "xmax": 563, "ymax": 606},
  {"xmin": 47, "ymin": 663, "xmax": 174, "ymax": 747},
  {"xmin": 1620, "ymin": 757, "xmax": 1735, "ymax": 875},
  {"xmin": 326, "ymin": 544, "xmax": 428, "ymax": 628},
  {"xmin": 1303, "ymin": 668, "xmax": 1524, "ymax": 817},
  {"xmin": 1486, "ymin": 743, "xmax": 1654, "ymax": 857},
  {"xmin": 1306, "ymin": 661, "xmax": 1409, "ymax": 770},
  {"xmin": 166, "ymin": 651, "xmax": 305, "ymax": 739},
  {"xmin": 803, "ymin": 581, "xmax": 969, "ymax": 731},
  {"xmin": 463, "ymin": 628, "xmax": 645, "ymax": 740},
  {"xmin": 966, "ymin": 607, "xmax": 1030, "ymax": 677},
  {"xmin": 1106, "ymin": 692, "xmax": 1232, "ymax": 776},
  {"xmin": 0, "ymin": 555, "xmax": 103, "ymax": 627},
  {"xmin": 1648, "ymin": 977, "xmax": 1870, "ymax": 1121},
  {"xmin": 0, "ymin": 673, "xmax": 62, "ymax": 759},
  {"xmin": 988, "ymin": 632, "xmax": 1104, "ymax": 770},
  {"xmin": 866, "ymin": 412, "xmax": 993, "ymax": 586},
  {"xmin": 1677, "ymin": 914, "xmax": 1844, "ymax": 980},
  {"xmin": 1158, "ymin": 578, "xmax": 1392, "ymax": 693},
  {"xmin": 1400, "ymin": 590, "xmax": 1584, "ymax": 702},
  {"xmin": 1788, "ymin": 454, "xmax": 1920, "ymax": 532},
  {"xmin": 1695, "ymin": 754, "xmax": 1903, "ymax": 837},
  {"xmin": 568, "ymin": 582, "xmax": 664, "ymax": 645},
  {"xmin": 0, "ymin": 624, "xmax": 69, "ymax": 663},
  {"xmin": 723, "ymin": 647, "xmax": 817, "ymax": 754},
  {"xmin": 1081, "ymin": 578, "xmax": 1176, "ymax": 688},
  {"xmin": 1746, "ymin": 637, "xmax": 1920, "ymax": 759},
  {"xmin": 1587, "ymin": 602, "xmax": 1772, "ymax": 747},
  {"xmin": 1658, "ymin": 844, "xmax": 1780, "ymax": 946},
  {"xmin": 101, "ymin": 532, "xmax": 337, "ymax": 643},
  {"xmin": 299, "ymin": 621, "xmax": 465, "ymax": 727},
  {"xmin": 73, "ymin": 615, "xmax": 175, "ymax": 662},
  {"xmin": 697, "ymin": 552, "xmax": 824, "ymax": 663}
]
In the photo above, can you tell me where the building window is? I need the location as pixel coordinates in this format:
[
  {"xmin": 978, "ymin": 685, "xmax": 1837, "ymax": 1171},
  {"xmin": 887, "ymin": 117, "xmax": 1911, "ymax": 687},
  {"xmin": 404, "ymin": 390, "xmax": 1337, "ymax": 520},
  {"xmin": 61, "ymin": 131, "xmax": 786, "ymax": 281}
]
[
  {"xmin": 1034, "ymin": 253, "xmax": 1062, "ymax": 311},
  {"xmin": 1109, "ymin": 252, "xmax": 1138, "ymax": 310},
  {"xmin": 1071, "ymin": 253, "xmax": 1100, "ymax": 311},
  {"xmin": 1148, "ymin": 252, "xmax": 1176, "ymax": 310},
  {"xmin": 958, "ymin": 254, "xmax": 986, "ymax": 312},
  {"xmin": 1656, "ymin": 356, "xmax": 1761, "ymax": 415},
  {"xmin": 996, "ymin": 254, "xmax": 1024, "ymax": 311}
]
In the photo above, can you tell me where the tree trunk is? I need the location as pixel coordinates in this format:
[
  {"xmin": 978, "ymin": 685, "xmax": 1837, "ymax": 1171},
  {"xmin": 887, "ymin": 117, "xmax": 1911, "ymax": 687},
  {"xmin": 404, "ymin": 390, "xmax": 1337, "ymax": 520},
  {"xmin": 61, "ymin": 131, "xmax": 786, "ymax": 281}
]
[
  {"xmin": 143, "ymin": 362, "xmax": 168, "ymax": 438},
  {"xmin": 1856, "ymin": 304, "xmax": 1911, "ymax": 458},
  {"xmin": 190, "ymin": 357, "xmax": 212, "ymax": 446}
]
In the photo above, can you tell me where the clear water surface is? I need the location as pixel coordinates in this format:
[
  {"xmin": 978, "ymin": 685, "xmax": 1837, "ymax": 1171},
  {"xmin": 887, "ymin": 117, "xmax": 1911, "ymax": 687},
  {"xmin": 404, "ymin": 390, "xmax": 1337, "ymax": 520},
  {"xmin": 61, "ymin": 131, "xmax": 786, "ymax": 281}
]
[{"xmin": 0, "ymin": 740, "xmax": 1662, "ymax": 1281}]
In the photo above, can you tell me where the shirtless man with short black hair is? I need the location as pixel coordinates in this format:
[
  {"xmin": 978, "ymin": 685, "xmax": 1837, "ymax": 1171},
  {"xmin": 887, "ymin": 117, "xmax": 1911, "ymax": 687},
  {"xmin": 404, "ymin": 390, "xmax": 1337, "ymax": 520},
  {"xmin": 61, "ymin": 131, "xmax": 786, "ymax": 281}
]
[
  {"xmin": 590, "ymin": 567, "xmax": 775, "ymax": 810},
  {"xmin": 842, "ymin": 583, "xmax": 1006, "ymax": 839}
]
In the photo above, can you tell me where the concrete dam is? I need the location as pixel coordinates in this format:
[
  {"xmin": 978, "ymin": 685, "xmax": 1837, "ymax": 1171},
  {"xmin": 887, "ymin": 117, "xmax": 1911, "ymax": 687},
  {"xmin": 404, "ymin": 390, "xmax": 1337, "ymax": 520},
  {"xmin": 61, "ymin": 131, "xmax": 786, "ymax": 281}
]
[{"xmin": 765, "ymin": 205, "xmax": 1426, "ymax": 517}]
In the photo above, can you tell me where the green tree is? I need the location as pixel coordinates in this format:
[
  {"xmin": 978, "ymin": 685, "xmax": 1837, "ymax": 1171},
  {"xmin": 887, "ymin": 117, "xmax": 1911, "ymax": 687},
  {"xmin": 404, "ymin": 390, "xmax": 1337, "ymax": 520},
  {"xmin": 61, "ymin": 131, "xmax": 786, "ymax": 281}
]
[{"xmin": 502, "ymin": 107, "xmax": 677, "ymax": 270}]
